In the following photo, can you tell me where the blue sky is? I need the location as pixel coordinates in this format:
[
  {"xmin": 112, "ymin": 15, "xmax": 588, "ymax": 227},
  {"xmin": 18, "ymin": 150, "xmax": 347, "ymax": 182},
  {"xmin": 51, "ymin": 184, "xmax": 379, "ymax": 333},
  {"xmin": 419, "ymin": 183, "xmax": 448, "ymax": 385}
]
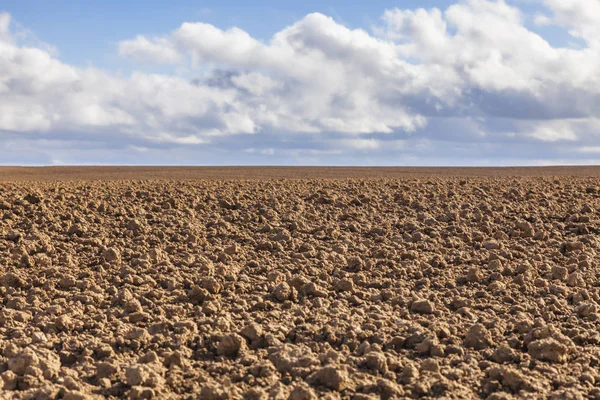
[
  {"xmin": 1, "ymin": 0, "xmax": 600, "ymax": 165},
  {"xmin": 4, "ymin": 1, "xmax": 449, "ymax": 68}
]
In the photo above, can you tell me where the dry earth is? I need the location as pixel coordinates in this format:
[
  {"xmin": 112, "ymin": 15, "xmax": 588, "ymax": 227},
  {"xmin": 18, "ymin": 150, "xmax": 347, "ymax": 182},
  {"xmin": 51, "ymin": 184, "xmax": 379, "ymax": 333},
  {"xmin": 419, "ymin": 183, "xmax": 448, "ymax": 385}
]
[{"xmin": 1, "ymin": 167, "xmax": 600, "ymax": 399}]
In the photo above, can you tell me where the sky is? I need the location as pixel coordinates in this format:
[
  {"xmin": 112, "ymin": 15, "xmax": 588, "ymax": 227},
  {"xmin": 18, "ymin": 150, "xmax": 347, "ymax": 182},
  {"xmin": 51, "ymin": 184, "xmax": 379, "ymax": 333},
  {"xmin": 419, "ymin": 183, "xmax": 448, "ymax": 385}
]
[{"xmin": 1, "ymin": 0, "xmax": 600, "ymax": 166}]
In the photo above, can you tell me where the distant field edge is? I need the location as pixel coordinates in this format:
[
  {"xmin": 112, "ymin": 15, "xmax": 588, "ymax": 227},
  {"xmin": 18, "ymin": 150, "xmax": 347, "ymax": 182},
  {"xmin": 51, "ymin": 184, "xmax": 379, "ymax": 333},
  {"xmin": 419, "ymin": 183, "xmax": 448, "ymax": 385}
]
[{"xmin": 1, "ymin": 165, "xmax": 600, "ymax": 181}]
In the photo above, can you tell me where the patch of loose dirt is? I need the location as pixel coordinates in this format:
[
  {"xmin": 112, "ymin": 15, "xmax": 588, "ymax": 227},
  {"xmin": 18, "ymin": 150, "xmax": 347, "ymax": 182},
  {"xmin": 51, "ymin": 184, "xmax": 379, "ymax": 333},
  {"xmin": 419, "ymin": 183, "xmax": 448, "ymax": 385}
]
[{"xmin": 1, "ymin": 170, "xmax": 600, "ymax": 399}]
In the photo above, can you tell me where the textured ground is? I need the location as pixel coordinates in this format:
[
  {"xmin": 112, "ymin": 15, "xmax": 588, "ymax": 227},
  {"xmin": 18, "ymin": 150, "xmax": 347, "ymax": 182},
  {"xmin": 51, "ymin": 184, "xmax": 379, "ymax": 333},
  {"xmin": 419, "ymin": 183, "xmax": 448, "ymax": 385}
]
[
  {"xmin": 1, "ymin": 168, "xmax": 600, "ymax": 399},
  {"xmin": 3, "ymin": 166, "xmax": 600, "ymax": 181}
]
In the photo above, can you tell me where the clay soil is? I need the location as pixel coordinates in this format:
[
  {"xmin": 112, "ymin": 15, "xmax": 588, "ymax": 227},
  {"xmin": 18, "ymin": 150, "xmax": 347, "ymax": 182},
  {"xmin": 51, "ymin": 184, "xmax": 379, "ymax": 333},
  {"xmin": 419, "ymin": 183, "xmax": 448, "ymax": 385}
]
[{"xmin": 1, "ymin": 167, "xmax": 600, "ymax": 399}]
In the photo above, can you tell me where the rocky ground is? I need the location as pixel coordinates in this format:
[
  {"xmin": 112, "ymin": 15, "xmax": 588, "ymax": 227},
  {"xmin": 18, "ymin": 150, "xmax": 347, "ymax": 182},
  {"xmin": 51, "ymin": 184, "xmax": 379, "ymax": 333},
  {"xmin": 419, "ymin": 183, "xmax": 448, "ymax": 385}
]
[{"xmin": 1, "ymin": 172, "xmax": 600, "ymax": 399}]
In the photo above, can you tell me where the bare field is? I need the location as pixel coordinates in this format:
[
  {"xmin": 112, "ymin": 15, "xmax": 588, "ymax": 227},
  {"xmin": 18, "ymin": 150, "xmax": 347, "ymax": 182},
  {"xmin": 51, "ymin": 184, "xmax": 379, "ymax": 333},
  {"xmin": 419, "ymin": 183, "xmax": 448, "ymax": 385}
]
[
  {"xmin": 1, "ymin": 169, "xmax": 600, "ymax": 399},
  {"xmin": 2, "ymin": 166, "xmax": 600, "ymax": 181}
]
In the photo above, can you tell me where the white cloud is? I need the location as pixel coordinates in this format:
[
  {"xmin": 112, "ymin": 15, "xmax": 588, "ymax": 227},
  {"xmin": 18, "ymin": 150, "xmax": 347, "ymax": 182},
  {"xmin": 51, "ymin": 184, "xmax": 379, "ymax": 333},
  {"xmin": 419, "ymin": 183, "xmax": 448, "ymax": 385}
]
[
  {"xmin": 1, "ymin": 1, "xmax": 600, "ymax": 165},
  {"xmin": 118, "ymin": 35, "xmax": 181, "ymax": 64},
  {"xmin": 526, "ymin": 120, "xmax": 577, "ymax": 142},
  {"xmin": 578, "ymin": 146, "xmax": 600, "ymax": 154},
  {"xmin": 173, "ymin": 23, "xmax": 263, "ymax": 67},
  {"xmin": 542, "ymin": 0, "xmax": 600, "ymax": 47},
  {"xmin": 230, "ymin": 72, "xmax": 283, "ymax": 96},
  {"xmin": 381, "ymin": 0, "xmax": 561, "ymax": 93},
  {"xmin": 533, "ymin": 13, "xmax": 552, "ymax": 26},
  {"xmin": 0, "ymin": 23, "xmax": 253, "ymax": 141},
  {"xmin": 117, "ymin": 12, "xmax": 432, "ymax": 135},
  {"xmin": 337, "ymin": 138, "xmax": 382, "ymax": 150}
]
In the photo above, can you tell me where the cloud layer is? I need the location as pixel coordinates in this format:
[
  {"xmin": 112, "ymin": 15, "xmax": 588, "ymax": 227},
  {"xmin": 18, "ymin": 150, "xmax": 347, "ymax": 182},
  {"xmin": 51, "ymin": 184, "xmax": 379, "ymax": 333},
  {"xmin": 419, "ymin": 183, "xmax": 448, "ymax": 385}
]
[{"xmin": 1, "ymin": 0, "xmax": 600, "ymax": 165}]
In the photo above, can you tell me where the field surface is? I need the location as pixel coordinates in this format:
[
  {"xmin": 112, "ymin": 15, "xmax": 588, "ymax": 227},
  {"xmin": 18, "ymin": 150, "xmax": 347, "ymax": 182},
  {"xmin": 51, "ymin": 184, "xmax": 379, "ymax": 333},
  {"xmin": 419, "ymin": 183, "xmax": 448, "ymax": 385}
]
[
  {"xmin": 3, "ymin": 166, "xmax": 600, "ymax": 181},
  {"xmin": 1, "ymin": 167, "xmax": 600, "ymax": 399}
]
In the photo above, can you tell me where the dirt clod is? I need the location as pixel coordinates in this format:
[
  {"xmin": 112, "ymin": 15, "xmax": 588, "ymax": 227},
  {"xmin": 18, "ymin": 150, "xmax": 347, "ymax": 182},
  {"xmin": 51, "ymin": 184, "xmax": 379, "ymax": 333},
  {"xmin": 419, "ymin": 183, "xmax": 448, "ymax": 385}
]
[
  {"xmin": 411, "ymin": 299, "xmax": 435, "ymax": 314},
  {"xmin": 307, "ymin": 366, "xmax": 349, "ymax": 391},
  {"xmin": 217, "ymin": 333, "xmax": 247, "ymax": 357},
  {"xmin": 528, "ymin": 338, "xmax": 570, "ymax": 363}
]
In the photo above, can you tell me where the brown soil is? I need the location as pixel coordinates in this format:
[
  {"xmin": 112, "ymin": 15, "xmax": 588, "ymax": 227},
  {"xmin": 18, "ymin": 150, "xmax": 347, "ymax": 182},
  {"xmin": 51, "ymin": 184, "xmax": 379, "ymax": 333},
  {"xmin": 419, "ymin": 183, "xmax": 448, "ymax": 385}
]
[
  {"xmin": 1, "ymin": 167, "xmax": 600, "ymax": 399},
  {"xmin": 2, "ymin": 165, "xmax": 600, "ymax": 181}
]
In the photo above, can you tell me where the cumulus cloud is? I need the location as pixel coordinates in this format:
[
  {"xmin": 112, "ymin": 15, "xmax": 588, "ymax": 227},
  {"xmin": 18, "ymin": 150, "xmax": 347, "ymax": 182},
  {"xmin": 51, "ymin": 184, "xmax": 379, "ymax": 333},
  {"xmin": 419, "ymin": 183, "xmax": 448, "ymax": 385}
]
[
  {"xmin": 541, "ymin": 0, "xmax": 600, "ymax": 47},
  {"xmin": 1, "ymin": 1, "xmax": 600, "ymax": 164},
  {"xmin": 118, "ymin": 35, "xmax": 182, "ymax": 64},
  {"xmin": 526, "ymin": 120, "xmax": 578, "ymax": 142},
  {"xmin": 0, "ymin": 23, "xmax": 254, "ymax": 145}
]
